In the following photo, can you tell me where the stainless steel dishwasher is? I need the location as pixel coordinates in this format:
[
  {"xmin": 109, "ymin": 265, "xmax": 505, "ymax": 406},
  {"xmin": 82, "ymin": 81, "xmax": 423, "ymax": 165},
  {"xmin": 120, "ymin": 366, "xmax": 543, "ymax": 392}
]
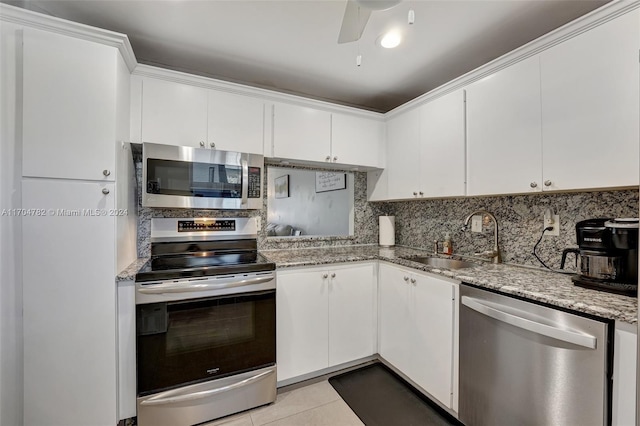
[{"xmin": 459, "ymin": 284, "xmax": 612, "ymax": 426}]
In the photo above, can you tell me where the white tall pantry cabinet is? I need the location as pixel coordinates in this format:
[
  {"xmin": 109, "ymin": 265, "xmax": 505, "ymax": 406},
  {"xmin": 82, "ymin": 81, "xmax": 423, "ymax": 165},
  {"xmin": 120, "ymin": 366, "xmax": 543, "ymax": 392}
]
[{"xmin": 20, "ymin": 25, "xmax": 136, "ymax": 426}]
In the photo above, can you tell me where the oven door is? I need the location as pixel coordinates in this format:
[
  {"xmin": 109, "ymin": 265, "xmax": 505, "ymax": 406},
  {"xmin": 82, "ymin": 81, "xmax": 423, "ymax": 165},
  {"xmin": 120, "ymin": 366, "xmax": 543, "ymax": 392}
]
[
  {"xmin": 142, "ymin": 142, "xmax": 263, "ymax": 209},
  {"xmin": 136, "ymin": 289, "xmax": 276, "ymax": 396}
]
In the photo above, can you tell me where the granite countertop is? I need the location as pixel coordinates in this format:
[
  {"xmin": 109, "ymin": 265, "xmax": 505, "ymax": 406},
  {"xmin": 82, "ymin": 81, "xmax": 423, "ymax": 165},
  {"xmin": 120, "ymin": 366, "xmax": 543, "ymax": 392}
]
[
  {"xmin": 116, "ymin": 244, "xmax": 637, "ymax": 323},
  {"xmin": 261, "ymin": 245, "xmax": 638, "ymax": 324},
  {"xmin": 116, "ymin": 257, "xmax": 150, "ymax": 282}
]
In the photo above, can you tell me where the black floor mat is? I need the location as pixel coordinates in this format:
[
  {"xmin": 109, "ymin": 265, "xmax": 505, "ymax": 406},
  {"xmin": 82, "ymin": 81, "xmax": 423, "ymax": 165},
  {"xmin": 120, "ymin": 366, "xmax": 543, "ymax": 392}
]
[{"xmin": 329, "ymin": 363, "xmax": 462, "ymax": 426}]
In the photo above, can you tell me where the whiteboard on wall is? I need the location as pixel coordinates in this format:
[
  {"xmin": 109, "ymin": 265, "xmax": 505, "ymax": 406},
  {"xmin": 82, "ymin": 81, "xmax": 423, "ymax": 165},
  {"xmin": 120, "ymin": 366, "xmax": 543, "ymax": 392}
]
[{"xmin": 315, "ymin": 172, "xmax": 347, "ymax": 193}]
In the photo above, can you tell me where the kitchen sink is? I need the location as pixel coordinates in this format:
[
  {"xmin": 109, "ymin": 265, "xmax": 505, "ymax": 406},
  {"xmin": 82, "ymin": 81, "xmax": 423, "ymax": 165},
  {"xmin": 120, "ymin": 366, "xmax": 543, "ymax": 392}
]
[{"xmin": 401, "ymin": 256, "xmax": 478, "ymax": 270}]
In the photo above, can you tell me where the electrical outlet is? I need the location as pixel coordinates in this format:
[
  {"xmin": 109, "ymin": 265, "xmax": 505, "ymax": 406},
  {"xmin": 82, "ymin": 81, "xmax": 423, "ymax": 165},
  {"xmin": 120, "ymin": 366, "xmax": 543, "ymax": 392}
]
[
  {"xmin": 544, "ymin": 214, "xmax": 560, "ymax": 236},
  {"xmin": 471, "ymin": 215, "xmax": 483, "ymax": 233}
]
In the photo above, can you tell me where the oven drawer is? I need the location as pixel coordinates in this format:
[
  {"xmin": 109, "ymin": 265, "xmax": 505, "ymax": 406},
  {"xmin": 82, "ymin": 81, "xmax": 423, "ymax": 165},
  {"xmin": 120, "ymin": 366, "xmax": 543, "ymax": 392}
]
[{"xmin": 137, "ymin": 365, "xmax": 276, "ymax": 426}]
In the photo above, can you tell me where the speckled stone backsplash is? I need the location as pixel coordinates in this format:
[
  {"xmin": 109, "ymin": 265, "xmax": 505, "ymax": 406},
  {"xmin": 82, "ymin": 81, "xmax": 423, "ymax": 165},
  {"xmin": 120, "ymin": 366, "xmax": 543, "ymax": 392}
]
[
  {"xmin": 389, "ymin": 189, "xmax": 639, "ymax": 270},
  {"xmin": 133, "ymin": 151, "xmax": 389, "ymax": 257},
  {"xmin": 132, "ymin": 146, "xmax": 638, "ymax": 265}
]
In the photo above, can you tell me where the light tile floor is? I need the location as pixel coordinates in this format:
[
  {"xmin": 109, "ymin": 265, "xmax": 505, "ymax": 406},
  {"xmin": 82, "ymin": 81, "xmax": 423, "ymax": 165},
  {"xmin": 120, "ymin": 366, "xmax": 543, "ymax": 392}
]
[{"xmin": 204, "ymin": 380, "xmax": 364, "ymax": 426}]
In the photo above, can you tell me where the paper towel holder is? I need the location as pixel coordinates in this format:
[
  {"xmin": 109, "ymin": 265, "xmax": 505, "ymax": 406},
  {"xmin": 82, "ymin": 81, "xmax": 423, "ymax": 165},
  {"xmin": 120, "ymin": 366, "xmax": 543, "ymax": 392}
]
[{"xmin": 379, "ymin": 215, "xmax": 395, "ymax": 247}]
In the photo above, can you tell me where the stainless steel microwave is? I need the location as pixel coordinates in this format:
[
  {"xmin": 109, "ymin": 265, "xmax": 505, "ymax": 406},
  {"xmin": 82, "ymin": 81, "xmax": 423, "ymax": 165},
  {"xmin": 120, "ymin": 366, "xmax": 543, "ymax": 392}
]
[{"xmin": 142, "ymin": 142, "xmax": 263, "ymax": 210}]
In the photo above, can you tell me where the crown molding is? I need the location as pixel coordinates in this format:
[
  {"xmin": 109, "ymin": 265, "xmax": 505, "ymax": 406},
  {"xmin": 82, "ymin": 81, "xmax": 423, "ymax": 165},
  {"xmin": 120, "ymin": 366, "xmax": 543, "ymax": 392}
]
[
  {"xmin": 0, "ymin": 3, "xmax": 137, "ymax": 72},
  {"xmin": 385, "ymin": 0, "xmax": 640, "ymax": 119},
  {"xmin": 132, "ymin": 64, "xmax": 385, "ymax": 120}
]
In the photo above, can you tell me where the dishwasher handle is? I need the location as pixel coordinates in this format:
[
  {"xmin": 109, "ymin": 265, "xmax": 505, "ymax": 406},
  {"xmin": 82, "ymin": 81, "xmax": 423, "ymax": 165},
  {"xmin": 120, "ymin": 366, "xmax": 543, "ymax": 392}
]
[{"xmin": 461, "ymin": 295, "xmax": 597, "ymax": 349}]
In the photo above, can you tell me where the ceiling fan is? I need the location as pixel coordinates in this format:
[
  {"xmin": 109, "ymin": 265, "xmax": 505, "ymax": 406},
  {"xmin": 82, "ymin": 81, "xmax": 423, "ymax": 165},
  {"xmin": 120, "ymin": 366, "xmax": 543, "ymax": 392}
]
[{"xmin": 337, "ymin": 0, "xmax": 402, "ymax": 44}]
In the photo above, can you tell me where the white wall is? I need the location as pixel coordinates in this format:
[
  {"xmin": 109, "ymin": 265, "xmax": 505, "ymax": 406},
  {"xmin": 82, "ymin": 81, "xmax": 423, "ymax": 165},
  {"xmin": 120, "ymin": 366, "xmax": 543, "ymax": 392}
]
[
  {"xmin": 0, "ymin": 22, "xmax": 24, "ymax": 426},
  {"xmin": 267, "ymin": 168, "xmax": 353, "ymax": 236}
]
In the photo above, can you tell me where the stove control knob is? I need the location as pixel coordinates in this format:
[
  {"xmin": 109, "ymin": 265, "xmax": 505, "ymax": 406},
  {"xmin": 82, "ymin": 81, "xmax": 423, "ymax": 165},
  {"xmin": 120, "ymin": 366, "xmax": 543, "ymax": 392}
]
[{"xmin": 102, "ymin": 188, "xmax": 110, "ymax": 195}]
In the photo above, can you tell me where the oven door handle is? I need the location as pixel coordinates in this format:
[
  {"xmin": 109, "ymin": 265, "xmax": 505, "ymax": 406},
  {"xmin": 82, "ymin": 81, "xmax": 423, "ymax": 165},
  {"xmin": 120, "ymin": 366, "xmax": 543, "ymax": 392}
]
[
  {"xmin": 138, "ymin": 275, "xmax": 274, "ymax": 294},
  {"xmin": 140, "ymin": 368, "xmax": 275, "ymax": 406}
]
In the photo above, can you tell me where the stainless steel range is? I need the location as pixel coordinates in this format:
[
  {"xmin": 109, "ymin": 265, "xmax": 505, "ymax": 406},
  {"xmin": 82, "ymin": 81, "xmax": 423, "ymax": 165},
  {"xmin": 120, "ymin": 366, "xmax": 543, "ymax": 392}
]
[{"xmin": 135, "ymin": 217, "xmax": 276, "ymax": 426}]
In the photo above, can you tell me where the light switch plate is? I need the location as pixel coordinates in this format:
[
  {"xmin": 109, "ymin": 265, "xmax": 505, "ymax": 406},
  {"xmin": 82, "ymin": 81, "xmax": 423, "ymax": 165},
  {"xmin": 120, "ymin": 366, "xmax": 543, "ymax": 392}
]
[{"xmin": 471, "ymin": 215, "xmax": 483, "ymax": 233}]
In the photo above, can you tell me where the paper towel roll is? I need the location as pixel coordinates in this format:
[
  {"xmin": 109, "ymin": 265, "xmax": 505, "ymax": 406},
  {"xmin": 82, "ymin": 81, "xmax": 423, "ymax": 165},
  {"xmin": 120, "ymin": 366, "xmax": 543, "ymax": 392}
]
[{"xmin": 379, "ymin": 216, "xmax": 395, "ymax": 247}]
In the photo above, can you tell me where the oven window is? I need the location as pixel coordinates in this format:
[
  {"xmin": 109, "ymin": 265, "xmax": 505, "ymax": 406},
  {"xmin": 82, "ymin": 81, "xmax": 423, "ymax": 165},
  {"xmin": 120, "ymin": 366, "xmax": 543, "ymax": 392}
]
[
  {"xmin": 146, "ymin": 159, "xmax": 242, "ymax": 198},
  {"xmin": 137, "ymin": 290, "xmax": 275, "ymax": 396}
]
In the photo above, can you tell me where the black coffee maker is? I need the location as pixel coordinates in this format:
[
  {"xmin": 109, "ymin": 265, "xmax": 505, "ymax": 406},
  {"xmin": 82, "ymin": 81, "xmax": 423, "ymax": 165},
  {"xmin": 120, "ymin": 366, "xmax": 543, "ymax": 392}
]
[{"xmin": 562, "ymin": 218, "xmax": 639, "ymax": 296}]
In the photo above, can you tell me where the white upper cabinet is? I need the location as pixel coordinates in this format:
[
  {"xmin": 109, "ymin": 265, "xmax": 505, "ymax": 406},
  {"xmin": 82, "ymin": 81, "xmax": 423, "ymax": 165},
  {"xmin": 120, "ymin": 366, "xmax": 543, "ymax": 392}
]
[
  {"xmin": 272, "ymin": 103, "xmax": 331, "ymax": 163},
  {"xmin": 139, "ymin": 77, "xmax": 265, "ymax": 153},
  {"xmin": 540, "ymin": 9, "xmax": 640, "ymax": 190},
  {"xmin": 419, "ymin": 90, "xmax": 466, "ymax": 197},
  {"xmin": 385, "ymin": 108, "xmax": 421, "ymax": 199},
  {"xmin": 331, "ymin": 113, "xmax": 384, "ymax": 168},
  {"xmin": 466, "ymin": 56, "xmax": 543, "ymax": 196},
  {"xmin": 141, "ymin": 78, "xmax": 208, "ymax": 147},
  {"xmin": 22, "ymin": 29, "xmax": 118, "ymax": 181},
  {"xmin": 272, "ymin": 103, "xmax": 383, "ymax": 168},
  {"xmin": 382, "ymin": 89, "xmax": 466, "ymax": 200},
  {"xmin": 208, "ymin": 90, "xmax": 264, "ymax": 154}
]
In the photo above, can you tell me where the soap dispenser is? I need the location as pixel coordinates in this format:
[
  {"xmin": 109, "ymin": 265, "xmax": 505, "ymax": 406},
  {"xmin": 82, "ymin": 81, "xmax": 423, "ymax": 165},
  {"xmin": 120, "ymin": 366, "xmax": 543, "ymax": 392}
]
[{"xmin": 443, "ymin": 233, "xmax": 453, "ymax": 255}]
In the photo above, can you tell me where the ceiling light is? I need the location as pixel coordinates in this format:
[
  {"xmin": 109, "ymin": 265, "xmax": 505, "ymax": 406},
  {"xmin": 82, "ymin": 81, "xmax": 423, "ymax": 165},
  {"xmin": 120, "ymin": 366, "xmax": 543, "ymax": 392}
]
[{"xmin": 380, "ymin": 31, "xmax": 401, "ymax": 48}]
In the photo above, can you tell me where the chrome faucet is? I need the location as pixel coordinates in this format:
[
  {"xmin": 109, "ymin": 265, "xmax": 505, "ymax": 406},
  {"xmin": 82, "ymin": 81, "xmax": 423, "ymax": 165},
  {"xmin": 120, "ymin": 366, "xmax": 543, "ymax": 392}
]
[{"xmin": 462, "ymin": 210, "xmax": 502, "ymax": 264}]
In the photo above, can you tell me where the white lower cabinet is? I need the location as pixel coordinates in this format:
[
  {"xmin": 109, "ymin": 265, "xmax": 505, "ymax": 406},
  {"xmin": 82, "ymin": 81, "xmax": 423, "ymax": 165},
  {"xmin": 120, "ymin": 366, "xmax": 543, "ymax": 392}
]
[
  {"xmin": 22, "ymin": 178, "xmax": 118, "ymax": 426},
  {"xmin": 379, "ymin": 262, "xmax": 457, "ymax": 409},
  {"xmin": 276, "ymin": 263, "xmax": 377, "ymax": 382},
  {"xmin": 612, "ymin": 322, "xmax": 637, "ymax": 426}
]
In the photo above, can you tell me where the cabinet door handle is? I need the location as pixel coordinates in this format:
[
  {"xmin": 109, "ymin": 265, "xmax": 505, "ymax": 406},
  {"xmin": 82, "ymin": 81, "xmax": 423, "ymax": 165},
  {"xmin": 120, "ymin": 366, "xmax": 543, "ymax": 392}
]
[
  {"xmin": 413, "ymin": 192, "xmax": 418, "ymax": 196},
  {"xmin": 544, "ymin": 180, "xmax": 552, "ymax": 187},
  {"xmin": 199, "ymin": 141, "xmax": 205, "ymax": 147},
  {"xmin": 418, "ymin": 191, "xmax": 424, "ymax": 196},
  {"xmin": 322, "ymin": 273, "xmax": 328, "ymax": 279},
  {"xmin": 102, "ymin": 188, "xmax": 110, "ymax": 195},
  {"xmin": 403, "ymin": 276, "xmax": 409, "ymax": 282},
  {"xmin": 331, "ymin": 273, "xmax": 336, "ymax": 278},
  {"xmin": 410, "ymin": 278, "xmax": 416, "ymax": 284},
  {"xmin": 210, "ymin": 142, "xmax": 216, "ymax": 148},
  {"xmin": 102, "ymin": 169, "xmax": 111, "ymax": 177},
  {"xmin": 530, "ymin": 182, "xmax": 538, "ymax": 188},
  {"xmin": 333, "ymin": 156, "xmax": 338, "ymax": 162}
]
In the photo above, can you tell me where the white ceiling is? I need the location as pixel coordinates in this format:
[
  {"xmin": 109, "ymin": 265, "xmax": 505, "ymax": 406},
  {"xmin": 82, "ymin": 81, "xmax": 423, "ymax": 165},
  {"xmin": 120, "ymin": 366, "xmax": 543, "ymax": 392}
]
[{"xmin": 7, "ymin": 0, "xmax": 609, "ymax": 112}]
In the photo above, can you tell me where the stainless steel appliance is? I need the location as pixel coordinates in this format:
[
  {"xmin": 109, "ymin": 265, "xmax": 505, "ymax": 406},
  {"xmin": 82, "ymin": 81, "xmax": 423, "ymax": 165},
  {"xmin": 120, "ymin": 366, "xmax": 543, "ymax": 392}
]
[
  {"xmin": 143, "ymin": 142, "xmax": 264, "ymax": 209},
  {"xmin": 135, "ymin": 218, "xmax": 276, "ymax": 426},
  {"xmin": 459, "ymin": 284, "xmax": 612, "ymax": 426},
  {"xmin": 562, "ymin": 218, "xmax": 639, "ymax": 296}
]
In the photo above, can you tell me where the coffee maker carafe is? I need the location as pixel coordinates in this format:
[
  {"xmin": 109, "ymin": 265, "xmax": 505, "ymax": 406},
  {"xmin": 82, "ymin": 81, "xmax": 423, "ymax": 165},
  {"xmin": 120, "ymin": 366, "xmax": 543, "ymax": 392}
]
[{"xmin": 564, "ymin": 218, "xmax": 638, "ymax": 296}]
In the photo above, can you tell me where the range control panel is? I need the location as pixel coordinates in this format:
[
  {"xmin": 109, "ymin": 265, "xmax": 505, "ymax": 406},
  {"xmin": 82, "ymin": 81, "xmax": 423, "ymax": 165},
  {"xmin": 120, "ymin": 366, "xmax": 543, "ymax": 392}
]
[{"xmin": 177, "ymin": 219, "xmax": 237, "ymax": 232}]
